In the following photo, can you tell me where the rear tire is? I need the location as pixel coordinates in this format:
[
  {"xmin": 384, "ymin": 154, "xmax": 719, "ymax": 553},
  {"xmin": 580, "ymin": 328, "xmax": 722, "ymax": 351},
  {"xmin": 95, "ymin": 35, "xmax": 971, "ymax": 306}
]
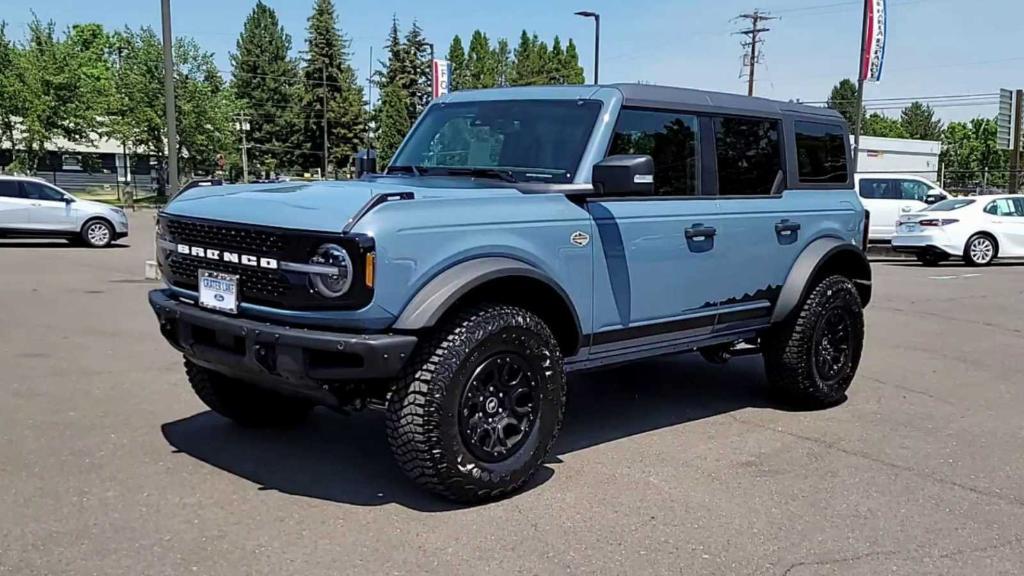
[
  {"xmin": 81, "ymin": 219, "xmax": 114, "ymax": 248},
  {"xmin": 963, "ymin": 234, "xmax": 996, "ymax": 266},
  {"xmin": 184, "ymin": 359, "xmax": 312, "ymax": 428},
  {"xmin": 763, "ymin": 275, "xmax": 864, "ymax": 408},
  {"xmin": 916, "ymin": 253, "xmax": 947, "ymax": 267},
  {"xmin": 386, "ymin": 304, "xmax": 566, "ymax": 503}
]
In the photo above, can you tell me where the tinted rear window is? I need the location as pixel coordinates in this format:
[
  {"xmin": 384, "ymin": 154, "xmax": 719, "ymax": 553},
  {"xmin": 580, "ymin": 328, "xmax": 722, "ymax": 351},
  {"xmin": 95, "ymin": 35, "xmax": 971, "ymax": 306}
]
[
  {"xmin": 795, "ymin": 121, "xmax": 849, "ymax": 184},
  {"xmin": 714, "ymin": 117, "xmax": 782, "ymax": 196},
  {"xmin": 928, "ymin": 199, "xmax": 974, "ymax": 211},
  {"xmin": 0, "ymin": 181, "xmax": 22, "ymax": 198}
]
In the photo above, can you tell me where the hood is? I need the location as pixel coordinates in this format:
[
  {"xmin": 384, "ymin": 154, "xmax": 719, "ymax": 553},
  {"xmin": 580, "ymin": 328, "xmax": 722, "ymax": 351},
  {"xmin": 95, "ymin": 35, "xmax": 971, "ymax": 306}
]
[{"xmin": 161, "ymin": 178, "xmax": 520, "ymax": 233}]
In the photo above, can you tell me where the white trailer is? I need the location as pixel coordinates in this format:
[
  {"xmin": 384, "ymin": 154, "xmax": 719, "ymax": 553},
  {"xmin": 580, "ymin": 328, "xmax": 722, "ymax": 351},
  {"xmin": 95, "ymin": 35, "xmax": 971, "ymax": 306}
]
[{"xmin": 852, "ymin": 136, "xmax": 942, "ymax": 183}]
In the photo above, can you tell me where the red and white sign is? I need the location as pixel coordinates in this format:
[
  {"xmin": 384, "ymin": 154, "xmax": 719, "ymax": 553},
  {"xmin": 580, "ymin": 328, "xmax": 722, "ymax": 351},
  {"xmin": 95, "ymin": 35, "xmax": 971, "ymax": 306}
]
[
  {"xmin": 859, "ymin": 0, "xmax": 887, "ymax": 82},
  {"xmin": 432, "ymin": 59, "xmax": 451, "ymax": 99}
]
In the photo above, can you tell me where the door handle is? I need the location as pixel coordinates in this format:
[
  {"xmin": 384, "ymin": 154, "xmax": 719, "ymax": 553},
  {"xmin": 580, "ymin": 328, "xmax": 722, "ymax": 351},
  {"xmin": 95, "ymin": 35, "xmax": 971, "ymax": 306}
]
[
  {"xmin": 684, "ymin": 224, "xmax": 717, "ymax": 240},
  {"xmin": 30, "ymin": 202, "xmax": 42, "ymax": 207},
  {"xmin": 775, "ymin": 220, "xmax": 801, "ymax": 234}
]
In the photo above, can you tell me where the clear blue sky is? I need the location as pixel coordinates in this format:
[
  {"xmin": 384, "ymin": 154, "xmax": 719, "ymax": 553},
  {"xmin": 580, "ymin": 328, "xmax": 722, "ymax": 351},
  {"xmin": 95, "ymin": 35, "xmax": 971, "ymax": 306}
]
[{"xmin": 2, "ymin": 0, "xmax": 1021, "ymax": 122}]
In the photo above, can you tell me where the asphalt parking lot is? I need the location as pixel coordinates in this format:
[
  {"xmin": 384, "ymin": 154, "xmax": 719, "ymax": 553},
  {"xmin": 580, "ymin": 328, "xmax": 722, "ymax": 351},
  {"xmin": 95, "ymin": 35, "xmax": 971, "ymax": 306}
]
[{"xmin": 2, "ymin": 211, "xmax": 1023, "ymax": 575}]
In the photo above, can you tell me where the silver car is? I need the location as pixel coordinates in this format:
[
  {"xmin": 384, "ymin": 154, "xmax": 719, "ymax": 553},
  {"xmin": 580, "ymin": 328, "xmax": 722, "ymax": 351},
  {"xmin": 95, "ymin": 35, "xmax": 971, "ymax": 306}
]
[{"xmin": 0, "ymin": 176, "xmax": 129, "ymax": 247}]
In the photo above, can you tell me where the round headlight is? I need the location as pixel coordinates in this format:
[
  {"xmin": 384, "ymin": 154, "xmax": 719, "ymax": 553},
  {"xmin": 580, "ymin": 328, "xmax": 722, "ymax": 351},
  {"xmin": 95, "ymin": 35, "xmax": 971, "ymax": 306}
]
[{"xmin": 309, "ymin": 243, "xmax": 352, "ymax": 298}]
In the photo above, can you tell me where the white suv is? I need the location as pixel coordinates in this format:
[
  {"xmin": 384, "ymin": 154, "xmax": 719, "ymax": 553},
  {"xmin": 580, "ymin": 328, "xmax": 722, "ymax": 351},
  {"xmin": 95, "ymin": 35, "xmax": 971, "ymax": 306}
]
[
  {"xmin": 855, "ymin": 173, "xmax": 949, "ymax": 242},
  {"xmin": 0, "ymin": 176, "xmax": 129, "ymax": 248}
]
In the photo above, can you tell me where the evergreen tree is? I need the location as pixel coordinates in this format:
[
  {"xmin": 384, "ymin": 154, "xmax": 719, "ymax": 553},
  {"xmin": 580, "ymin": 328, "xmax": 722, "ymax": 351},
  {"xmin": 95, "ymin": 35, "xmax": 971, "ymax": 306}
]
[
  {"xmin": 547, "ymin": 36, "xmax": 564, "ymax": 83},
  {"xmin": 465, "ymin": 30, "xmax": 496, "ymax": 89},
  {"xmin": 563, "ymin": 39, "xmax": 585, "ymax": 84},
  {"xmin": 510, "ymin": 31, "xmax": 535, "ymax": 86},
  {"xmin": 230, "ymin": 1, "xmax": 300, "ymax": 173},
  {"xmin": 403, "ymin": 20, "xmax": 432, "ymax": 118},
  {"xmin": 375, "ymin": 83, "xmax": 411, "ymax": 166},
  {"xmin": 445, "ymin": 35, "xmax": 467, "ymax": 91},
  {"xmin": 493, "ymin": 38, "xmax": 511, "ymax": 87},
  {"xmin": 299, "ymin": 0, "xmax": 367, "ymax": 174},
  {"xmin": 826, "ymin": 79, "xmax": 863, "ymax": 127},
  {"xmin": 900, "ymin": 101, "xmax": 943, "ymax": 141}
]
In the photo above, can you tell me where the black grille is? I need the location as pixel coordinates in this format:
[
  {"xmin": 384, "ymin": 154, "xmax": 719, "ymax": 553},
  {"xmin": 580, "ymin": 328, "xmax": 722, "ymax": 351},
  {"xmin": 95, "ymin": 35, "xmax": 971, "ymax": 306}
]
[
  {"xmin": 167, "ymin": 255, "xmax": 291, "ymax": 301},
  {"xmin": 166, "ymin": 218, "xmax": 286, "ymax": 254}
]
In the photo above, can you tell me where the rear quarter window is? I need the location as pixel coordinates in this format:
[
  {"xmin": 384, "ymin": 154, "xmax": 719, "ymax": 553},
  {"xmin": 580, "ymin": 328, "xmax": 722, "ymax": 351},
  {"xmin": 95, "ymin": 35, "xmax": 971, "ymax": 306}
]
[{"xmin": 794, "ymin": 121, "xmax": 849, "ymax": 185}]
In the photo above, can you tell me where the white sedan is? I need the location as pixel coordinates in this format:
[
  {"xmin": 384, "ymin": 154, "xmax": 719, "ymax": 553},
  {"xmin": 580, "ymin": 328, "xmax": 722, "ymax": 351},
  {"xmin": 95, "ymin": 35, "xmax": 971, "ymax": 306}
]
[{"xmin": 892, "ymin": 195, "xmax": 1024, "ymax": 266}]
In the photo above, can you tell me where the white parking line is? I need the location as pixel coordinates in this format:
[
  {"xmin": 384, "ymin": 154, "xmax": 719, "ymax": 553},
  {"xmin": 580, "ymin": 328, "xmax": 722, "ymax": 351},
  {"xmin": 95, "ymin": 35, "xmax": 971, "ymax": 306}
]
[{"xmin": 928, "ymin": 273, "xmax": 983, "ymax": 280}]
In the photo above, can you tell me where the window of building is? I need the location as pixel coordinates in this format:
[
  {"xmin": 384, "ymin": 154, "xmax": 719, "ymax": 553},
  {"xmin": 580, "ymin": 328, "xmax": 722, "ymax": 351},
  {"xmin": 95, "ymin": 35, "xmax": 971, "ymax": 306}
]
[
  {"xmin": 794, "ymin": 121, "xmax": 849, "ymax": 184},
  {"xmin": 714, "ymin": 116, "xmax": 782, "ymax": 196},
  {"xmin": 608, "ymin": 108, "xmax": 700, "ymax": 196}
]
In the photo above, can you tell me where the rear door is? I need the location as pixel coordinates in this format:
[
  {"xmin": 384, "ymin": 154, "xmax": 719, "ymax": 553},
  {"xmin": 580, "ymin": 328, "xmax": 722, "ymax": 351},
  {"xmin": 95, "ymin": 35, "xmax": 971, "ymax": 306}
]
[
  {"xmin": 22, "ymin": 181, "xmax": 77, "ymax": 231},
  {"xmin": 0, "ymin": 180, "xmax": 31, "ymax": 229},
  {"xmin": 587, "ymin": 108, "xmax": 724, "ymax": 352}
]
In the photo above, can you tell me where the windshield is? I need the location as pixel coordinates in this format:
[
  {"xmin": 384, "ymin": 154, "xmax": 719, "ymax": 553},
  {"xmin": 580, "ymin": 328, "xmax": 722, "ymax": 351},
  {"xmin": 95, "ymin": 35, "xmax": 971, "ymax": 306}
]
[
  {"xmin": 927, "ymin": 199, "xmax": 975, "ymax": 212},
  {"xmin": 389, "ymin": 99, "xmax": 603, "ymax": 184}
]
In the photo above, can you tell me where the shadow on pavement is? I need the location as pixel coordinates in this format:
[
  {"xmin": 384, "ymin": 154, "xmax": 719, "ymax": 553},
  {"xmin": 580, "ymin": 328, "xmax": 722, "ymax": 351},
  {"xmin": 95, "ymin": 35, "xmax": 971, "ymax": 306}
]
[
  {"xmin": 0, "ymin": 241, "xmax": 129, "ymax": 249},
  {"xmin": 162, "ymin": 353, "xmax": 788, "ymax": 511}
]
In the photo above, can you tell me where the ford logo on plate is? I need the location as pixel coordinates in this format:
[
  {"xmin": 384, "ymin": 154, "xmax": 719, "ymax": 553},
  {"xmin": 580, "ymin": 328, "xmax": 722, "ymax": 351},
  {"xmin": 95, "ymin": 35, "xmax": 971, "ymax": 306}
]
[{"xmin": 214, "ymin": 294, "xmax": 225, "ymax": 302}]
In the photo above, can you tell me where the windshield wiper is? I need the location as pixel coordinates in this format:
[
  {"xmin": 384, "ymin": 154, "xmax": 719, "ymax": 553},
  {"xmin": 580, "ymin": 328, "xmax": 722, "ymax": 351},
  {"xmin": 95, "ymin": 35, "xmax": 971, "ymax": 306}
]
[
  {"xmin": 435, "ymin": 167, "xmax": 518, "ymax": 183},
  {"xmin": 387, "ymin": 165, "xmax": 425, "ymax": 176}
]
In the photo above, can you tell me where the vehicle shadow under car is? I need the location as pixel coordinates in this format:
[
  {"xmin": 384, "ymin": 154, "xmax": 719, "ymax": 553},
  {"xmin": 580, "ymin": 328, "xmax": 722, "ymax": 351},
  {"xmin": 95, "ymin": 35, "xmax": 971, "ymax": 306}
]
[{"xmin": 161, "ymin": 353, "xmax": 798, "ymax": 512}]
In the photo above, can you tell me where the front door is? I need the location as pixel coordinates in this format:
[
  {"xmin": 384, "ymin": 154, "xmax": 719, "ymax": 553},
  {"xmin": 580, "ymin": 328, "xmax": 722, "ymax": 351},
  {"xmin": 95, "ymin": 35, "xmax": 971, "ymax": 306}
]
[
  {"xmin": 22, "ymin": 181, "xmax": 77, "ymax": 231},
  {"xmin": 586, "ymin": 108, "xmax": 724, "ymax": 354},
  {"xmin": 985, "ymin": 197, "xmax": 1024, "ymax": 257}
]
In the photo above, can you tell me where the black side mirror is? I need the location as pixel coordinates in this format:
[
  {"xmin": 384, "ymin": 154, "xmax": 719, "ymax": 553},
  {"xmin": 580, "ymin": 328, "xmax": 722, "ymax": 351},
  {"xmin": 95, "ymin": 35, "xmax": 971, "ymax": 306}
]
[
  {"xmin": 63, "ymin": 195, "xmax": 74, "ymax": 204},
  {"xmin": 355, "ymin": 149, "xmax": 378, "ymax": 179},
  {"xmin": 592, "ymin": 155, "xmax": 655, "ymax": 196},
  {"xmin": 924, "ymin": 194, "xmax": 944, "ymax": 205}
]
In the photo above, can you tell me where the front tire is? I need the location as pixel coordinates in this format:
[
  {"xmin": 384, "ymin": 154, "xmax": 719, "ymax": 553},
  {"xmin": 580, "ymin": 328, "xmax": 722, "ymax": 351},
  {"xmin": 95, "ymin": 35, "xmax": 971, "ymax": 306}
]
[
  {"xmin": 963, "ymin": 234, "xmax": 996, "ymax": 266},
  {"xmin": 81, "ymin": 219, "xmax": 114, "ymax": 248},
  {"xmin": 184, "ymin": 359, "xmax": 312, "ymax": 428},
  {"xmin": 386, "ymin": 304, "xmax": 566, "ymax": 503},
  {"xmin": 763, "ymin": 275, "xmax": 865, "ymax": 408}
]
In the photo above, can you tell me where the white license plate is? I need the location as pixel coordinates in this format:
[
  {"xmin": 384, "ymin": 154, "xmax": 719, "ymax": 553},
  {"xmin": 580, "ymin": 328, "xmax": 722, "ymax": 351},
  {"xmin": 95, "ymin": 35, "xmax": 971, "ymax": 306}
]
[
  {"xmin": 901, "ymin": 223, "xmax": 918, "ymax": 233},
  {"xmin": 198, "ymin": 270, "xmax": 238, "ymax": 314}
]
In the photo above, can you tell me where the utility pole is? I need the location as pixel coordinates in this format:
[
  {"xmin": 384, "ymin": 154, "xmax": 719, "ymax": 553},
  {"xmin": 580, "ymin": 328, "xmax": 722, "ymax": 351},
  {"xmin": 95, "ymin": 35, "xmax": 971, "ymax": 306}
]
[
  {"xmin": 160, "ymin": 0, "xmax": 179, "ymax": 197},
  {"xmin": 1011, "ymin": 89, "xmax": 1023, "ymax": 194},
  {"xmin": 321, "ymin": 63, "xmax": 329, "ymax": 180},
  {"xmin": 234, "ymin": 114, "xmax": 250, "ymax": 183},
  {"xmin": 366, "ymin": 46, "xmax": 373, "ymax": 152},
  {"xmin": 734, "ymin": 10, "xmax": 776, "ymax": 97}
]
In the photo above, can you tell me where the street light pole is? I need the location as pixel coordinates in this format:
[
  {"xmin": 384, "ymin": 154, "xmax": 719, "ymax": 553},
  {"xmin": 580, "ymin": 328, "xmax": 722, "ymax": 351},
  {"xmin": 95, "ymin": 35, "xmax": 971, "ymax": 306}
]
[
  {"xmin": 160, "ymin": 0, "xmax": 179, "ymax": 197},
  {"xmin": 574, "ymin": 11, "xmax": 600, "ymax": 84}
]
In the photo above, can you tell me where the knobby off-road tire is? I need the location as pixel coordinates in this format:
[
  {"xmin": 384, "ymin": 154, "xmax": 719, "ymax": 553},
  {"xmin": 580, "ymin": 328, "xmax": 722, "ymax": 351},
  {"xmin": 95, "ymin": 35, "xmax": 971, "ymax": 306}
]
[
  {"xmin": 184, "ymin": 359, "xmax": 313, "ymax": 428},
  {"xmin": 763, "ymin": 275, "xmax": 865, "ymax": 408},
  {"xmin": 386, "ymin": 304, "xmax": 566, "ymax": 503}
]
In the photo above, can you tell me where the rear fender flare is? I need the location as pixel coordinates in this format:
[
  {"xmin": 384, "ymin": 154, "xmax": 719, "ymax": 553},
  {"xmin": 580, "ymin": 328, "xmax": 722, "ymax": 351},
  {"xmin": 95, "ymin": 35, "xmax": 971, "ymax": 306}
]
[{"xmin": 771, "ymin": 237, "xmax": 872, "ymax": 323}]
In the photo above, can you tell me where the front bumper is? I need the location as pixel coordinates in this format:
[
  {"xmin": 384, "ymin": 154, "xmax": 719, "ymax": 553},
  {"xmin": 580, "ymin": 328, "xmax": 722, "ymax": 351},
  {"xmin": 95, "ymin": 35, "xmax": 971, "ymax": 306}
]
[{"xmin": 149, "ymin": 290, "xmax": 417, "ymax": 400}]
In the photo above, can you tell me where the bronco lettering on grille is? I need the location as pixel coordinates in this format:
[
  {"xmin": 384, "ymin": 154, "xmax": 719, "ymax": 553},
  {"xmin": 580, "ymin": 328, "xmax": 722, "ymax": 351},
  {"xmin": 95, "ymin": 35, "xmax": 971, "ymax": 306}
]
[{"xmin": 176, "ymin": 243, "xmax": 278, "ymax": 270}]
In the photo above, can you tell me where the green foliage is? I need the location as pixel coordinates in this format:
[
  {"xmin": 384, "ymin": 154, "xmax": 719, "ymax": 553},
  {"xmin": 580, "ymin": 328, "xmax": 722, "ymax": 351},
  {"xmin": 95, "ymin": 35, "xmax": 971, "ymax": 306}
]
[
  {"xmin": 0, "ymin": 23, "xmax": 19, "ymax": 152},
  {"xmin": 826, "ymin": 79, "xmax": 862, "ymax": 127},
  {"xmin": 110, "ymin": 26, "xmax": 165, "ymax": 157},
  {"xmin": 299, "ymin": 0, "xmax": 368, "ymax": 172},
  {"xmin": 445, "ymin": 35, "xmax": 467, "ymax": 92},
  {"xmin": 230, "ymin": 1, "xmax": 301, "ymax": 173},
  {"xmin": 403, "ymin": 21, "xmax": 432, "ymax": 119},
  {"xmin": 899, "ymin": 101, "xmax": 943, "ymax": 141},
  {"xmin": 174, "ymin": 37, "xmax": 238, "ymax": 175},
  {"xmin": 375, "ymin": 83, "xmax": 410, "ymax": 166},
  {"xmin": 862, "ymin": 113, "xmax": 907, "ymax": 138},
  {"xmin": 493, "ymin": 38, "xmax": 511, "ymax": 88},
  {"xmin": 563, "ymin": 39, "xmax": 585, "ymax": 84},
  {"xmin": 465, "ymin": 30, "xmax": 497, "ymax": 89},
  {"xmin": 941, "ymin": 118, "xmax": 1011, "ymax": 189}
]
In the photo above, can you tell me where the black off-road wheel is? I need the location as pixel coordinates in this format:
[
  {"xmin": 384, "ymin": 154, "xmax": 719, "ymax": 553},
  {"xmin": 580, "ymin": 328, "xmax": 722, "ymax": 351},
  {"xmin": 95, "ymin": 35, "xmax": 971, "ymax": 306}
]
[
  {"xmin": 184, "ymin": 359, "xmax": 313, "ymax": 428},
  {"xmin": 386, "ymin": 304, "xmax": 566, "ymax": 503},
  {"xmin": 763, "ymin": 275, "xmax": 865, "ymax": 408}
]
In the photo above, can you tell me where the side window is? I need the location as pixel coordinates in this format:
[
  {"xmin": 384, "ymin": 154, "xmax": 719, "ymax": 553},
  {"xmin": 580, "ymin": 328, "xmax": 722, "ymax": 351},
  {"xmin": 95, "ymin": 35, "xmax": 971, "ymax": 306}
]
[
  {"xmin": 608, "ymin": 108, "xmax": 700, "ymax": 196},
  {"xmin": 794, "ymin": 121, "xmax": 849, "ymax": 184},
  {"xmin": 0, "ymin": 181, "xmax": 23, "ymax": 198},
  {"xmin": 714, "ymin": 116, "xmax": 781, "ymax": 196},
  {"xmin": 858, "ymin": 179, "xmax": 895, "ymax": 200},
  {"xmin": 22, "ymin": 182, "xmax": 65, "ymax": 202},
  {"xmin": 1014, "ymin": 198, "xmax": 1024, "ymax": 217},
  {"xmin": 898, "ymin": 180, "xmax": 930, "ymax": 201},
  {"xmin": 985, "ymin": 199, "xmax": 1018, "ymax": 216}
]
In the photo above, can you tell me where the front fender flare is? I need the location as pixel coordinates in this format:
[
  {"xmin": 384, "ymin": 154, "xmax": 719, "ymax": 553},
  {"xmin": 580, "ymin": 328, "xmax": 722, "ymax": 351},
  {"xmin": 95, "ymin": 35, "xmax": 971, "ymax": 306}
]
[
  {"xmin": 392, "ymin": 257, "xmax": 582, "ymax": 335},
  {"xmin": 771, "ymin": 237, "xmax": 872, "ymax": 323}
]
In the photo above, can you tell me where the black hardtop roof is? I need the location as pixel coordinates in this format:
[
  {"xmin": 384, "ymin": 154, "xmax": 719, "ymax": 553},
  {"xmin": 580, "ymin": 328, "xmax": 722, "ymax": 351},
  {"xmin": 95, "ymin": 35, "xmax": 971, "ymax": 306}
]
[{"xmin": 610, "ymin": 83, "xmax": 846, "ymax": 124}]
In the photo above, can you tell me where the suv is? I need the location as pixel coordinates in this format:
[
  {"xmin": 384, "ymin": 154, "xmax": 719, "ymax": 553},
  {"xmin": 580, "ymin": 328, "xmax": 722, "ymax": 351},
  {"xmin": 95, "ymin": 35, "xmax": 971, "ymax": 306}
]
[
  {"xmin": 0, "ymin": 176, "xmax": 129, "ymax": 247},
  {"xmin": 855, "ymin": 173, "xmax": 948, "ymax": 242},
  {"xmin": 149, "ymin": 84, "xmax": 871, "ymax": 502}
]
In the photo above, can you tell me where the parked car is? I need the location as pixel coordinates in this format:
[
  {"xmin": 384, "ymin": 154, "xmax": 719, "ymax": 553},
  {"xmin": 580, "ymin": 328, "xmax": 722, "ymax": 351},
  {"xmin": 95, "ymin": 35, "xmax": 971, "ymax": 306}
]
[
  {"xmin": 892, "ymin": 195, "xmax": 1024, "ymax": 266},
  {"xmin": 0, "ymin": 176, "xmax": 129, "ymax": 247},
  {"xmin": 148, "ymin": 84, "xmax": 872, "ymax": 502},
  {"xmin": 855, "ymin": 173, "xmax": 949, "ymax": 242}
]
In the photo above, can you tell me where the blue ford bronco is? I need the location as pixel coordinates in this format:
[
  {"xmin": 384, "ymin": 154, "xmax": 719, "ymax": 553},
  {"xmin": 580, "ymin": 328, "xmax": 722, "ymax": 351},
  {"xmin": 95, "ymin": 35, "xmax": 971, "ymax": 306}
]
[{"xmin": 150, "ymin": 84, "xmax": 871, "ymax": 502}]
